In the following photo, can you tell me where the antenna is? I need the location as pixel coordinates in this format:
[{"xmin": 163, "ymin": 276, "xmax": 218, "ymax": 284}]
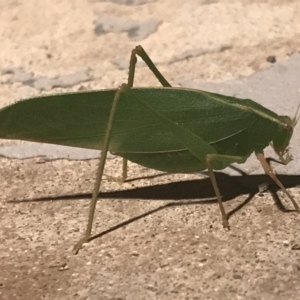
[{"xmin": 292, "ymin": 100, "xmax": 300, "ymax": 127}]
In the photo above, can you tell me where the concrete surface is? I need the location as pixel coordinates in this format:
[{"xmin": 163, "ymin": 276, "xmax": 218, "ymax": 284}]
[{"xmin": 1, "ymin": 0, "xmax": 300, "ymax": 299}]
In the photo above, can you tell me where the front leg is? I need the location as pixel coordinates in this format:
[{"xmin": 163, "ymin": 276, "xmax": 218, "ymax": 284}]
[{"xmin": 256, "ymin": 153, "xmax": 299, "ymax": 211}]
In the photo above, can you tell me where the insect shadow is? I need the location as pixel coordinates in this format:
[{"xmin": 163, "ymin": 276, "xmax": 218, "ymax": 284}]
[{"xmin": 8, "ymin": 171, "xmax": 300, "ymax": 242}]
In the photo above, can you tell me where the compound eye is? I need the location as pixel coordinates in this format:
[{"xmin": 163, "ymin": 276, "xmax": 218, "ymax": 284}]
[
  {"xmin": 285, "ymin": 124, "xmax": 293, "ymax": 133},
  {"xmin": 283, "ymin": 116, "xmax": 293, "ymax": 133}
]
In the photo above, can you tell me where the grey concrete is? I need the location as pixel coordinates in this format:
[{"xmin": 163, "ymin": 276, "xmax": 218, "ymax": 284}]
[
  {"xmin": 1, "ymin": 67, "xmax": 93, "ymax": 91},
  {"xmin": 94, "ymin": 17, "xmax": 161, "ymax": 41}
]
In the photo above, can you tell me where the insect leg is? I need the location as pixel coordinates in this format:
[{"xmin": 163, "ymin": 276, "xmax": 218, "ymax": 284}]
[
  {"xmin": 73, "ymin": 84, "xmax": 129, "ymax": 254},
  {"xmin": 129, "ymin": 45, "xmax": 172, "ymax": 87},
  {"xmin": 206, "ymin": 154, "xmax": 247, "ymax": 228},
  {"xmin": 118, "ymin": 46, "xmax": 172, "ymax": 182},
  {"xmin": 256, "ymin": 153, "xmax": 299, "ymax": 211}
]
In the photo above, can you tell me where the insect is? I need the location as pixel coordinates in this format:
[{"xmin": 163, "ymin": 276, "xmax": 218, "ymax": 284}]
[{"xmin": 0, "ymin": 45, "xmax": 298, "ymax": 253}]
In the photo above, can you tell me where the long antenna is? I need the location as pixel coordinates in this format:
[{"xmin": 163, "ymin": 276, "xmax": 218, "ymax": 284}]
[{"xmin": 292, "ymin": 100, "xmax": 300, "ymax": 126}]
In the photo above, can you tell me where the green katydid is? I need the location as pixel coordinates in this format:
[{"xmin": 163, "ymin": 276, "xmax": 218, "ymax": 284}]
[{"xmin": 0, "ymin": 45, "xmax": 299, "ymax": 253}]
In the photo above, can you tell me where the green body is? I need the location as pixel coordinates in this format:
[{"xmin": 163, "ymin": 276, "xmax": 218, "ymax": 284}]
[{"xmin": 0, "ymin": 87, "xmax": 290, "ymax": 172}]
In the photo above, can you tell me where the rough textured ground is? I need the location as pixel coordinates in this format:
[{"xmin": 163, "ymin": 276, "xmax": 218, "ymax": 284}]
[{"xmin": 1, "ymin": 0, "xmax": 300, "ymax": 299}]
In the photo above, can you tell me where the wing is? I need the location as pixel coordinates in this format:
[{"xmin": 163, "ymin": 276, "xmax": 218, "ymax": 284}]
[{"xmin": 0, "ymin": 87, "xmax": 280, "ymax": 172}]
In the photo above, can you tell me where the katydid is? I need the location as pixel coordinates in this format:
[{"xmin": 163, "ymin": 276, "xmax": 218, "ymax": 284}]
[{"xmin": 0, "ymin": 45, "xmax": 298, "ymax": 253}]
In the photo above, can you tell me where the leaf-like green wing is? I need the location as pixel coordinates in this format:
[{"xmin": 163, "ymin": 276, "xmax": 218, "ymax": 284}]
[{"xmin": 0, "ymin": 87, "xmax": 280, "ymax": 172}]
